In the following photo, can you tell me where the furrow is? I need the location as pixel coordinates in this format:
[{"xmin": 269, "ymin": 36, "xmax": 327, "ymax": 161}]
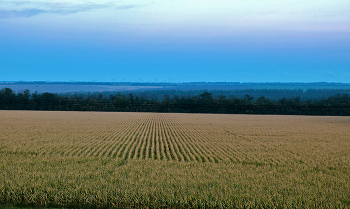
[
  {"xmin": 162, "ymin": 116, "xmax": 184, "ymax": 162},
  {"xmin": 160, "ymin": 115, "xmax": 178, "ymax": 161}
]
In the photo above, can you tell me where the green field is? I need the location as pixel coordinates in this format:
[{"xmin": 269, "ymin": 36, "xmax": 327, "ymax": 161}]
[{"xmin": 1, "ymin": 111, "xmax": 350, "ymax": 208}]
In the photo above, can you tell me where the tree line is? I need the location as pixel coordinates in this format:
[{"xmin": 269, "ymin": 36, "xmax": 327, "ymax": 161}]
[{"xmin": 1, "ymin": 88, "xmax": 349, "ymax": 116}]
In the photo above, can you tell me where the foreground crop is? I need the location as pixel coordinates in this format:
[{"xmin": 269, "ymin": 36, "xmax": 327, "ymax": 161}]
[{"xmin": 1, "ymin": 111, "xmax": 350, "ymax": 208}]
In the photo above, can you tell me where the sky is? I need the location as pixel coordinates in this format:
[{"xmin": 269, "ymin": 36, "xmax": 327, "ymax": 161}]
[{"xmin": 0, "ymin": 0, "xmax": 349, "ymax": 82}]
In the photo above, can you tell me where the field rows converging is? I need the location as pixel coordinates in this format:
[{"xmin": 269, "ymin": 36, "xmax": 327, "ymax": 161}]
[
  {"xmin": 1, "ymin": 111, "xmax": 350, "ymax": 166},
  {"xmin": 1, "ymin": 110, "xmax": 350, "ymax": 208}
]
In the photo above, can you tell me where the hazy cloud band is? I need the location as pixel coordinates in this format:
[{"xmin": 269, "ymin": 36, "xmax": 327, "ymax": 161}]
[{"xmin": 0, "ymin": 1, "xmax": 147, "ymax": 18}]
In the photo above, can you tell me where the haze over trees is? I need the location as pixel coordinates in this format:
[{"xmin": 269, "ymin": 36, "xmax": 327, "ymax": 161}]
[{"xmin": 1, "ymin": 87, "xmax": 349, "ymax": 115}]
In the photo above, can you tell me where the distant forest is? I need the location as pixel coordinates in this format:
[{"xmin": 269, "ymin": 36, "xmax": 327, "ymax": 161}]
[
  {"xmin": 1, "ymin": 87, "xmax": 350, "ymax": 116},
  {"xmin": 117, "ymin": 88, "xmax": 350, "ymax": 101}
]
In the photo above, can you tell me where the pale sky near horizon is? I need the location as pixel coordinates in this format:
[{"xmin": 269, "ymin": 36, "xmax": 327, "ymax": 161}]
[{"xmin": 0, "ymin": 0, "xmax": 349, "ymax": 82}]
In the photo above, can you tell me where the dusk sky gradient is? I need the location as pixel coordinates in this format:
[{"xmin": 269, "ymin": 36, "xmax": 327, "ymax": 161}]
[{"xmin": 1, "ymin": 0, "xmax": 349, "ymax": 82}]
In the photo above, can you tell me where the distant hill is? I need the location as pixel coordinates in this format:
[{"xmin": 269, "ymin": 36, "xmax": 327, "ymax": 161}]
[{"xmin": 1, "ymin": 81, "xmax": 350, "ymax": 94}]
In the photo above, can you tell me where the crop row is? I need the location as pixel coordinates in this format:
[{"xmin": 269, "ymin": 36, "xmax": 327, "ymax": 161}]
[{"xmin": 1, "ymin": 111, "xmax": 349, "ymax": 167}]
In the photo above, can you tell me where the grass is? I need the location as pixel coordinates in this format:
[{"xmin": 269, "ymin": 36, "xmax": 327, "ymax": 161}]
[
  {"xmin": 1, "ymin": 111, "xmax": 350, "ymax": 208},
  {"xmin": 0, "ymin": 203, "xmax": 127, "ymax": 209}
]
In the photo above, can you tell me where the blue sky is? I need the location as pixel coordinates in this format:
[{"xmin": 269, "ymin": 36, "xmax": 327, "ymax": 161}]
[{"xmin": 0, "ymin": 0, "xmax": 349, "ymax": 82}]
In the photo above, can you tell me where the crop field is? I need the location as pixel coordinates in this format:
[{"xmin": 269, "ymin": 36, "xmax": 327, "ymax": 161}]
[{"xmin": 1, "ymin": 111, "xmax": 350, "ymax": 208}]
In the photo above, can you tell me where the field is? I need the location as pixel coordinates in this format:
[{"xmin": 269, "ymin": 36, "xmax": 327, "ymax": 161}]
[{"xmin": 1, "ymin": 111, "xmax": 350, "ymax": 208}]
